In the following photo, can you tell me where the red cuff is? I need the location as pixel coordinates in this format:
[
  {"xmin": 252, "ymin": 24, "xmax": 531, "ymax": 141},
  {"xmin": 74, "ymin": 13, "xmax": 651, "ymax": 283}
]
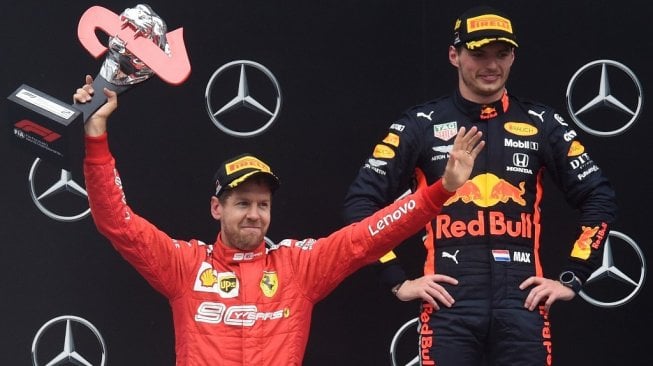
[
  {"xmin": 84, "ymin": 133, "xmax": 112, "ymax": 164},
  {"xmin": 422, "ymin": 180, "xmax": 455, "ymax": 209}
]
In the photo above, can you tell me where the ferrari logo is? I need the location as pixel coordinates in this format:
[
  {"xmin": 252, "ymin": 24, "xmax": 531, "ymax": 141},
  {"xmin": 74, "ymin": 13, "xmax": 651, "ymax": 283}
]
[{"xmin": 260, "ymin": 271, "xmax": 278, "ymax": 298}]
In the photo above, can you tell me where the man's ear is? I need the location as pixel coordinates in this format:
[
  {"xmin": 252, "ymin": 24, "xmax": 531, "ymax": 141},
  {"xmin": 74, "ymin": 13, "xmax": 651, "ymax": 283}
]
[
  {"xmin": 448, "ymin": 45, "xmax": 459, "ymax": 68},
  {"xmin": 210, "ymin": 196, "xmax": 222, "ymax": 220}
]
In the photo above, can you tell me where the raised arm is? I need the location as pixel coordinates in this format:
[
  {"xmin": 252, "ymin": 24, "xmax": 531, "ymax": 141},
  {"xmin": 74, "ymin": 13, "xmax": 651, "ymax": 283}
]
[{"xmin": 73, "ymin": 74, "xmax": 118, "ymax": 137}]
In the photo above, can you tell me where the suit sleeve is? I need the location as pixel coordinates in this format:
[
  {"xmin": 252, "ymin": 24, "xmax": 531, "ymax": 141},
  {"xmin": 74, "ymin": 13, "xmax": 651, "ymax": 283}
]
[
  {"xmin": 541, "ymin": 110, "xmax": 618, "ymax": 283},
  {"xmin": 303, "ymin": 180, "xmax": 454, "ymax": 301},
  {"xmin": 342, "ymin": 111, "xmax": 431, "ymax": 290},
  {"xmin": 84, "ymin": 133, "xmax": 199, "ymax": 299}
]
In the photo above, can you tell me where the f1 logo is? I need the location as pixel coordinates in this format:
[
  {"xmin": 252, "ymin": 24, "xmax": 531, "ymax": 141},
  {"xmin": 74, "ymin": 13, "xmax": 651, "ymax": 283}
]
[
  {"xmin": 77, "ymin": 5, "xmax": 191, "ymax": 85},
  {"xmin": 14, "ymin": 120, "xmax": 61, "ymax": 142}
]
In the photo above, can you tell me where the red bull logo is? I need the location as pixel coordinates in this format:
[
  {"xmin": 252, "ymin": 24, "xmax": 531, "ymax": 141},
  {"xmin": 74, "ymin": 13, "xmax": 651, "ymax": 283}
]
[
  {"xmin": 540, "ymin": 306, "xmax": 553, "ymax": 365},
  {"xmin": 491, "ymin": 180, "xmax": 526, "ymax": 206},
  {"xmin": 480, "ymin": 105, "xmax": 497, "ymax": 119},
  {"xmin": 445, "ymin": 173, "xmax": 526, "ymax": 207},
  {"xmin": 419, "ymin": 303, "xmax": 435, "ymax": 365},
  {"xmin": 444, "ymin": 180, "xmax": 482, "ymax": 205},
  {"xmin": 440, "ymin": 173, "xmax": 531, "ymax": 240},
  {"xmin": 571, "ymin": 225, "xmax": 599, "ymax": 260},
  {"xmin": 436, "ymin": 210, "xmax": 533, "ymax": 239}
]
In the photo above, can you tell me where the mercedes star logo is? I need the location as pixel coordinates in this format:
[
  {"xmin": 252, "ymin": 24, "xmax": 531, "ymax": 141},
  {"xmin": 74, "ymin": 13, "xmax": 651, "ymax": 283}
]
[
  {"xmin": 579, "ymin": 230, "xmax": 646, "ymax": 308},
  {"xmin": 31, "ymin": 315, "xmax": 107, "ymax": 366},
  {"xmin": 390, "ymin": 317, "xmax": 419, "ymax": 366},
  {"xmin": 205, "ymin": 60, "xmax": 282, "ymax": 138},
  {"xmin": 28, "ymin": 158, "xmax": 90, "ymax": 222},
  {"xmin": 566, "ymin": 59, "xmax": 643, "ymax": 137}
]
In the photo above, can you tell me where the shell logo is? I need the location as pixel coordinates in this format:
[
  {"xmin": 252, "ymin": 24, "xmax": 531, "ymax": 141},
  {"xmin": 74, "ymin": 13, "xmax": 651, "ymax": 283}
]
[{"xmin": 199, "ymin": 269, "xmax": 218, "ymax": 287}]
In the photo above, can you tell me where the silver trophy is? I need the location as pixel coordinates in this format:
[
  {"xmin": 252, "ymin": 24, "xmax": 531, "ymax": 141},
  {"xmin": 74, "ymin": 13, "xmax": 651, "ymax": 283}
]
[
  {"xmin": 8, "ymin": 3, "xmax": 190, "ymax": 172},
  {"xmin": 78, "ymin": 4, "xmax": 172, "ymax": 120},
  {"xmin": 101, "ymin": 4, "xmax": 170, "ymax": 85}
]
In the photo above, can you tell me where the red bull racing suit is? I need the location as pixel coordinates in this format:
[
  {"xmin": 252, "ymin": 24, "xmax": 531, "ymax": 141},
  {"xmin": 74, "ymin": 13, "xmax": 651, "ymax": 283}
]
[
  {"xmin": 84, "ymin": 133, "xmax": 455, "ymax": 366},
  {"xmin": 343, "ymin": 90, "xmax": 617, "ymax": 365}
]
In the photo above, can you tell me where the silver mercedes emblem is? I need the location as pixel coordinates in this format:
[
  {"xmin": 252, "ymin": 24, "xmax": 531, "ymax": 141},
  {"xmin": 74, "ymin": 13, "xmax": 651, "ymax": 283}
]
[
  {"xmin": 205, "ymin": 60, "xmax": 282, "ymax": 138},
  {"xmin": 31, "ymin": 315, "xmax": 107, "ymax": 366},
  {"xmin": 28, "ymin": 158, "xmax": 90, "ymax": 222},
  {"xmin": 566, "ymin": 59, "xmax": 643, "ymax": 137},
  {"xmin": 579, "ymin": 230, "xmax": 646, "ymax": 308},
  {"xmin": 390, "ymin": 317, "xmax": 420, "ymax": 366}
]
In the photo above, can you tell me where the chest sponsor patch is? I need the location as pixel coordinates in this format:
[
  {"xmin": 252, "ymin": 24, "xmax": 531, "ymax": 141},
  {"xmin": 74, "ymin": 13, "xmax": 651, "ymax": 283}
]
[
  {"xmin": 567, "ymin": 141, "xmax": 585, "ymax": 156},
  {"xmin": 491, "ymin": 249, "xmax": 511, "ymax": 262},
  {"xmin": 512, "ymin": 251, "xmax": 531, "ymax": 263},
  {"xmin": 260, "ymin": 271, "xmax": 278, "ymax": 297},
  {"xmin": 372, "ymin": 144, "xmax": 395, "ymax": 159},
  {"xmin": 491, "ymin": 249, "xmax": 532, "ymax": 263},
  {"xmin": 383, "ymin": 132, "xmax": 400, "ymax": 147},
  {"xmin": 194, "ymin": 262, "xmax": 239, "ymax": 298},
  {"xmin": 434, "ymin": 122, "xmax": 458, "ymax": 141},
  {"xmin": 504, "ymin": 122, "xmax": 538, "ymax": 136}
]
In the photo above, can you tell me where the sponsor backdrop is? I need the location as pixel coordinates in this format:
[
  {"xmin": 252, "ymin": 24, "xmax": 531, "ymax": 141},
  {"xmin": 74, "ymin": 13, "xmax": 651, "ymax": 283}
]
[{"xmin": 1, "ymin": 0, "xmax": 649, "ymax": 365}]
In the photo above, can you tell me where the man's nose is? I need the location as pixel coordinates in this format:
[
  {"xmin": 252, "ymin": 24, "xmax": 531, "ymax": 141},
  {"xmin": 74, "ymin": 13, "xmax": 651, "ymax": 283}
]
[{"xmin": 246, "ymin": 205, "xmax": 261, "ymax": 219}]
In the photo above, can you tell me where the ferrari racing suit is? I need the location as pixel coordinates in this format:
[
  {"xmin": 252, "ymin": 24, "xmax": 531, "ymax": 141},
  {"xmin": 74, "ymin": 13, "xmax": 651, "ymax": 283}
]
[
  {"xmin": 343, "ymin": 90, "xmax": 617, "ymax": 365},
  {"xmin": 84, "ymin": 133, "xmax": 455, "ymax": 366}
]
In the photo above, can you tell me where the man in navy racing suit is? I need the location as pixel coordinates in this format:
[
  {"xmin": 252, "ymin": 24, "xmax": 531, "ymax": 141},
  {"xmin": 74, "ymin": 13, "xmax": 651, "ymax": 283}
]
[{"xmin": 342, "ymin": 5, "xmax": 617, "ymax": 366}]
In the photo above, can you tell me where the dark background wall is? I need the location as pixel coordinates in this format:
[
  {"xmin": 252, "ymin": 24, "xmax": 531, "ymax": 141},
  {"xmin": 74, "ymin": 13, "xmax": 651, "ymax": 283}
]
[{"xmin": 1, "ymin": 1, "xmax": 649, "ymax": 365}]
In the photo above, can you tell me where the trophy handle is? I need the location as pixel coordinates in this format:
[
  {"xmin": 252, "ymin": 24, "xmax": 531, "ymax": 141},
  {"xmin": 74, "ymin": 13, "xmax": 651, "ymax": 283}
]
[{"xmin": 74, "ymin": 74, "xmax": 133, "ymax": 122}]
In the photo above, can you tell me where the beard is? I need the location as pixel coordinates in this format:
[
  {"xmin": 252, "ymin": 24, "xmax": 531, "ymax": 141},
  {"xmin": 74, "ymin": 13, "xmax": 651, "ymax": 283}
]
[{"xmin": 222, "ymin": 224, "xmax": 265, "ymax": 251}]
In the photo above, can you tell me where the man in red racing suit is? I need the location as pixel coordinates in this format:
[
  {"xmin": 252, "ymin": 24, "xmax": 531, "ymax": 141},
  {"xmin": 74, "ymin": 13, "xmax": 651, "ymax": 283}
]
[{"xmin": 78, "ymin": 75, "xmax": 484, "ymax": 365}]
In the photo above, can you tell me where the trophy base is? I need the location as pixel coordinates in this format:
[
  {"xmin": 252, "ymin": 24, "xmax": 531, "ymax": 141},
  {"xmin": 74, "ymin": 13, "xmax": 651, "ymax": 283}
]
[
  {"xmin": 75, "ymin": 75, "xmax": 132, "ymax": 121},
  {"xmin": 7, "ymin": 84, "xmax": 84, "ymax": 174},
  {"xmin": 6, "ymin": 74, "xmax": 134, "ymax": 174}
]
